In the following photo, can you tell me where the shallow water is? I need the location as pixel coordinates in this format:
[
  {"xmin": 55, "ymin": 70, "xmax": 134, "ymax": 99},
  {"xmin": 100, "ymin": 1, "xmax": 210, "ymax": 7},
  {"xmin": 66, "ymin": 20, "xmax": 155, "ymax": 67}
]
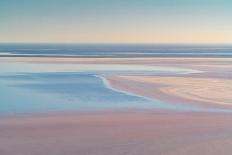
[
  {"xmin": 0, "ymin": 72, "xmax": 161, "ymax": 114},
  {"xmin": 0, "ymin": 62, "xmax": 230, "ymax": 115}
]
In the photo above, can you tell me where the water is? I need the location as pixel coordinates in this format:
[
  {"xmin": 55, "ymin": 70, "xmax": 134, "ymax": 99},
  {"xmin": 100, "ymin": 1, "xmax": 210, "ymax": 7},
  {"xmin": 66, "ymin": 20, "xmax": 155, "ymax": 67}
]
[
  {"xmin": 0, "ymin": 74, "xmax": 197, "ymax": 115},
  {"xmin": 1, "ymin": 44, "xmax": 231, "ymax": 115},
  {"xmin": 0, "ymin": 72, "xmax": 159, "ymax": 114},
  {"xmin": 0, "ymin": 43, "xmax": 232, "ymax": 57},
  {"xmin": 1, "ymin": 62, "xmax": 231, "ymax": 115}
]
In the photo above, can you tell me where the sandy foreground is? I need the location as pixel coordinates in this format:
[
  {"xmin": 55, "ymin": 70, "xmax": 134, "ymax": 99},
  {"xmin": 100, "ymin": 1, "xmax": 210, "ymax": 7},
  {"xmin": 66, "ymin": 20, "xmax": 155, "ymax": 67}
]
[
  {"xmin": 1, "ymin": 57, "xmax": 232, "ymax": 155},
  {"xmin": 1, "ymin": 111, "xmax": 232, "ymax": 155}
]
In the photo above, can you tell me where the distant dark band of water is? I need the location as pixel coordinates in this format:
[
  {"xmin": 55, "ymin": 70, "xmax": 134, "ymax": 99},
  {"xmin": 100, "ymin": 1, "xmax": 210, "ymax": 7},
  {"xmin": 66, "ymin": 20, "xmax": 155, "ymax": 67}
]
[{"xmin": 0, "ymin": 43, "xmax": 232, "ymax": 58}]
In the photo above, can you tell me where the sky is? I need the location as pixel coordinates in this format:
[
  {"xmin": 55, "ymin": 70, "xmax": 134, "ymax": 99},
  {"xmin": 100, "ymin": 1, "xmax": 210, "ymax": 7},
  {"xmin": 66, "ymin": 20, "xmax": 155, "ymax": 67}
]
[{"xmin": 0, "ymin": 0, "xmax": 232, "ymax": 43}]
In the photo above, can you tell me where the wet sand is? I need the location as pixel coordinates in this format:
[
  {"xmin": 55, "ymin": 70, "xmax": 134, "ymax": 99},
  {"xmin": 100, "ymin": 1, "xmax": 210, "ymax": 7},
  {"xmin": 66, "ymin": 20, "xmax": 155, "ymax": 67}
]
[
  {"xmin": 1, "ymin": 57, "xmax": 232, "ymax": 155},
  {"xmin": 104, "ymin": 76, "xmax": 232, "ymax": 108},
  {"xmin": 1, "ymin": 111, "xmax": 232, "ymax": 155},
  {"xmin": 1, "ymin": 57, "xmax": 232, "ymax": 68}
]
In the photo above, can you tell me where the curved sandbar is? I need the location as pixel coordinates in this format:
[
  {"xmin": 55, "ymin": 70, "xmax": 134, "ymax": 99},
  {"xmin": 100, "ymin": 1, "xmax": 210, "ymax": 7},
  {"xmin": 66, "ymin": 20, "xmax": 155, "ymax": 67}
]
[{"xmin": 104, "ymin": 75, "xmax": 232, "ymax": 109}]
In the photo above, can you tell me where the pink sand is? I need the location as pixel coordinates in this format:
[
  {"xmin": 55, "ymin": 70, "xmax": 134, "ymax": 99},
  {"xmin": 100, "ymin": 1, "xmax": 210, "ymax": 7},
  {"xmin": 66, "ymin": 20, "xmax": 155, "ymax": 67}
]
[{"xmin": 1, "ymin": 111, "xmax": 232, "ymax": 155}]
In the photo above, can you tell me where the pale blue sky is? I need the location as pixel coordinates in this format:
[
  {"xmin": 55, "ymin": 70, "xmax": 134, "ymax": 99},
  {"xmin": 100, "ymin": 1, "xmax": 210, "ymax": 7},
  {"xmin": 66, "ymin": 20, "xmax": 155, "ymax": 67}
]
[{"xmin": 0, "ymin": 0, "xmax": 231, "ymax": 43}]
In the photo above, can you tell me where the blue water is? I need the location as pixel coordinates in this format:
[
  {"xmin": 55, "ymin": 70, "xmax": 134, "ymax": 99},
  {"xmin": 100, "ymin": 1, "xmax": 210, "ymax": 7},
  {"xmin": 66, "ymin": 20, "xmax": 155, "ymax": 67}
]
[
  {"xmin": 0, "ymin": 61, "xmax": 231, "ymax": 115},
  {"xmin": 0, "ymin": 72, "xmax": 155, "ymax": 114},
  {"xmin": 0, "ymin": 71, "xmax": 200, "ymax": 115},
  {"xmin": 0, "ymin": 43, "xmax": 232, "ymax": 57}
]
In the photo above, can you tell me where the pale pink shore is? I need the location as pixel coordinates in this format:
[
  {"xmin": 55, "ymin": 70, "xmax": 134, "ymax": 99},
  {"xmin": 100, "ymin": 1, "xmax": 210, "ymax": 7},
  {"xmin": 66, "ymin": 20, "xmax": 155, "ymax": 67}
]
[
  {"xmin": 1, "ymin": 57, "xmax": 232, "ymax": 77},
  {"xmin": 1, "ymin": 57, "xmax": 231, "ymax": 69},
  {"xmin": 104, "ymin": 75, "xmax": 232, "ymax": 109},
  {"xmin": 1, "ymin": 57, "xmax": 232, "ymax": 68},
  {"xmin": 1, "ymin": 111, "xmax": 232, "ymax": 155}
]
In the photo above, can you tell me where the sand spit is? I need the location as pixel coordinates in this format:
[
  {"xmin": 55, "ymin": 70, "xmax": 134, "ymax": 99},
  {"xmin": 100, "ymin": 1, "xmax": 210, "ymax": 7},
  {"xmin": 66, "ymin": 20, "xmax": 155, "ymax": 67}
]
[{"xmin": 104, "ymin": 76, "xmax": 232, "ymax": 108}]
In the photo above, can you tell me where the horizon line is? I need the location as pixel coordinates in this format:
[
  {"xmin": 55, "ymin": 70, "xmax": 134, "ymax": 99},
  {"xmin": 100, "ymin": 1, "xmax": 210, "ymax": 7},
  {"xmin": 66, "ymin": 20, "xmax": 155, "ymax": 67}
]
[{"xmin": 1, "ymin": 42, "xmax": 232, "ymax": 45}]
